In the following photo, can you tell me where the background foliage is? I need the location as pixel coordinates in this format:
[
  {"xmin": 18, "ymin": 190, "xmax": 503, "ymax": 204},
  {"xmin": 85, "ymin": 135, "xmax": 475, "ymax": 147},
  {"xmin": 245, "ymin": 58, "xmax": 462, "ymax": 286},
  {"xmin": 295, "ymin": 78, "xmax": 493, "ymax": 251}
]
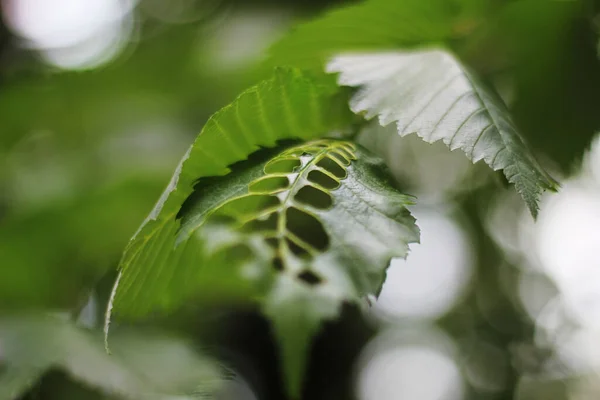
[{"xmin": 1, "ymin": 0, "xmax": 600, "ymax": 399}]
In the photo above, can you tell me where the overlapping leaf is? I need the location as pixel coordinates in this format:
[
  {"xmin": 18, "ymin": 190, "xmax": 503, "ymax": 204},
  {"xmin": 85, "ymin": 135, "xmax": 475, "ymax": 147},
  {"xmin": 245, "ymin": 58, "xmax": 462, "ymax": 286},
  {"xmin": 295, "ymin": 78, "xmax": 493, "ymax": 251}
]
[
  {"xmin": 0, "ymin": 314, "xmax": 223, "ymax": 400},
  {"xmin": 266, "ymin": 0, "xmax": 470, "ymax": 71},
  {"xmin": 108, "ymin": 135, "xmax": 417, "ymax": 398},
  {"xmin": 327, "ymin": 49, "xmax": 559, "ymax": 216},
  {"xmin": 175, "ymin": 139, "xmax": 419, "ymax": 396},
  {"xmin": 106, "ymin": 68, "xmax": 353, "ymax": 323}
]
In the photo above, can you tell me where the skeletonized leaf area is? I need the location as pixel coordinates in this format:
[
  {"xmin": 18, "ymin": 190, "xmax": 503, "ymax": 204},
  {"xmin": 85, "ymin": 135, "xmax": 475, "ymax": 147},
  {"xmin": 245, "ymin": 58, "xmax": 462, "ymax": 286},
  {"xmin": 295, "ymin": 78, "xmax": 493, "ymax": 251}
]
[{"xmin": 110, "ymin": 138, "xmax": 419, "ymax": 398}]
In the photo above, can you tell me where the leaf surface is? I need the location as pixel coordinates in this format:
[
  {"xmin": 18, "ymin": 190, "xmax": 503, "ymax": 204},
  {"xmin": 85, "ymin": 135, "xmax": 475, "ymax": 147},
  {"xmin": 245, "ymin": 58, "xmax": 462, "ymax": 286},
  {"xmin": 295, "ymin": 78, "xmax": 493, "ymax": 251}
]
[
  {"xmin": 0, "ymin": 367, "xmax": 46, "ymax": 400},
  {"xmin": 176, "ymin": 139, "xmax": 419, "ymax": 397},
  {"xmin": 327, "ymin": 49, "xmax": 559, "ymax": 216},
  {"xmin": 106, "ymin": 68, "xmax": 353, "ymax": 322},
  {"xmin": 110, "ymin": 138, "xmax": 418, "ymax": 397},
  {"xmin": 266, "ymin": 0, "xmax": 467, "ymax": 71},
  {"xmin": 0, "ymin": 314, "xmax": 223, "ymax": 399}
]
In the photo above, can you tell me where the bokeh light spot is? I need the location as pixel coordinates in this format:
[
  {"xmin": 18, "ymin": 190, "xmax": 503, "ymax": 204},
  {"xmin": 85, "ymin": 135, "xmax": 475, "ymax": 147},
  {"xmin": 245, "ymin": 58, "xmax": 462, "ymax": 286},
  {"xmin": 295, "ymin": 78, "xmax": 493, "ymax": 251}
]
[
  {"xmin": 376, "ymin": 208, "xmax": 473, "ymax": 320},
  {"xmin": 2, "ymin": 0, "xmax": 136, "ymax": 69}
]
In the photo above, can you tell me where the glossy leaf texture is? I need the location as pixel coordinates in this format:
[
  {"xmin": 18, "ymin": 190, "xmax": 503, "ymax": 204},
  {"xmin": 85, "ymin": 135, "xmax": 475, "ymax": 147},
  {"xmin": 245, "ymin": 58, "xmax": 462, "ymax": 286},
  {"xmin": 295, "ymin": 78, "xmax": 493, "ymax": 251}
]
[
  {"xmin": 0, "ymin": 314, "xmax": 223, "ymax": 400},
  {"xmin": 266, "ymin": 0, "xmax": 471, "ymax": 71},
  {"xmin": 105, "ymin": 68, "xmax": 353, "ymax": 326},
  {"xmin": 327, "ymin": 49, "xmax": 559, "ymax": 217}
]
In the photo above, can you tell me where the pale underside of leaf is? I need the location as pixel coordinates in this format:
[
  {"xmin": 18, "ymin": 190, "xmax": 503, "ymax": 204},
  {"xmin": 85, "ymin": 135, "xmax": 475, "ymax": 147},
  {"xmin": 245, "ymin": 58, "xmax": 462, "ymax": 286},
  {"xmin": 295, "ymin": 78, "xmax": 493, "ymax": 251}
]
[{"xmin": 327, "ymin": 49, "xmax": 559, "ymax": 217}]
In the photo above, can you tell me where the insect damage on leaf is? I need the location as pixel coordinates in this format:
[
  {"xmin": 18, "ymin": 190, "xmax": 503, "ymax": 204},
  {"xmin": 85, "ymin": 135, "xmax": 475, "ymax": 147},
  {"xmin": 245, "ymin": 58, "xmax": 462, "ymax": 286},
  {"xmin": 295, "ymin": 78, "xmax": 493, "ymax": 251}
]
[
  {"xmin": 105, "ymin": 67, "xmax": 354, "ymax": 322},
  {"xmin": 109, "ymin": 137, "xmax": 418, "ymax": 398},
  {"xmin": 178, "ymin": 140, "xmax": 357, "ymax": 286},
  {"xmin": 177, "ymin": 139, "xmax": 419, "ymax": 397}
]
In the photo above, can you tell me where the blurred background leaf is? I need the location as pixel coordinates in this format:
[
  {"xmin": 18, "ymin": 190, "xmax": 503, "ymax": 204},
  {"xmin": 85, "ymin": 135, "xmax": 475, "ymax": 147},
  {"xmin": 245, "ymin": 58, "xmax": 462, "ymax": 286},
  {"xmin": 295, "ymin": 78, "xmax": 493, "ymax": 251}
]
[{"xmin": 0, "ymin": 313, "xmax": 224, "ymax": 399}]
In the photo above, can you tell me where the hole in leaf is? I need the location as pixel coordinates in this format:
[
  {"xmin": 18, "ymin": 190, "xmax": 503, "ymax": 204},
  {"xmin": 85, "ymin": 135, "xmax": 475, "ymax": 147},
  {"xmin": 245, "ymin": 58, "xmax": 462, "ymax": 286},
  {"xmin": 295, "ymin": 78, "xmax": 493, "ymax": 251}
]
[
  {"xmin": 222, "ymin": 195, "xmax": 279, "ymax": 218},
  {"xmin": 297, "ymin": 270, "xmax": 322, "ymax": 286},
  {"xmin": 265, "ymin": 237, "xmax": 279, "ymax": 250},
  {"xmin": 285, "ymin": 237, "xmax": 310, "ymax": 258},
  {"xmin": 264, "ymin": 158, "xmax": 301, "ymax": 174},
  {"xmin": 272, "ymin": 256, "xmax": 284, "ymax": 271},
  {"xmin": 242, "ymin": 211, "xmax": 278, "ymax": 232},
  {"xmin": 294, "ymin": 186, "xmax": 333, "ymax": 209},
  {"xmin": 249, "ymin": 177, "xmax": 289, "ymax": 194},
  {"xmin": 317, "ymin": 157, "xmax": 346, "ymax": 179},
  {"xmin": 307, "ymin": 170, "xmax": 339, "ymax": 190},
  {"xmin": 285, "ymin": 207, "xmax": 329, "ymax": 251},
  {"xmin": 256, "ymin": 196, "xmax": 281, "ymax": 212},
  {"xmin": 329, "ymin": 152, "xmax": 350, "ymax": 166}
]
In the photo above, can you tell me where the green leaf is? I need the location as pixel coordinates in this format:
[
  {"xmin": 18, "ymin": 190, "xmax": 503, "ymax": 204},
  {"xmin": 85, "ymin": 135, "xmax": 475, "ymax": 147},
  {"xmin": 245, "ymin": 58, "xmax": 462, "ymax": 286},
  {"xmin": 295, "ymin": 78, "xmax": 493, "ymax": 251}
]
[
  {"xmin": 327, "ymin": 49, "xmax": 559, "ymax": 217},
  {"xmin": 0, "ymin": 314, "xmax": 223, "ymax": 399},
  {"xmin": 266, "ymin": 0, "xmax": 468, "ymax": 71},
  {"xmin": 176, "ymin": 139, "xmax": 419, "ymax": 397},
  {"xmin": 106, "ymin": 68, "xmax": 353, "ymax": 323},
  {"xmin": 0, "ymin": 367, "xmax": 46, "ymax": 400}
]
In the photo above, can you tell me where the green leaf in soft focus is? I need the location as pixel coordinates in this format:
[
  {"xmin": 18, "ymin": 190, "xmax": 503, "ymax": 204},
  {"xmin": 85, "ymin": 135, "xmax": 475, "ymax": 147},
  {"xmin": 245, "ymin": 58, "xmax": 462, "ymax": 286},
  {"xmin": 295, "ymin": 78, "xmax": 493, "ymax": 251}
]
[
  {"xmin": 266, "ymin": 0, "xmax": 473, "ymax": 71},
  {"xmin": 327, "ymin": 49, "xmax": 559, "ymax": 217},
  {"xmin": 0, "ymin": 23, "xmax": 258, "ymax": 155},
  {"xmin": 0, "ymin": 366, "xmax": 46, "ymax": 400},
  {"xmin": 173, "ymin": 139, "xmax": 418, "ymax": 397},
  {"xmin": 0, "ymin": 314, "xmax": 223, "ymax": 400},
  {"xmin": 106, "ymin": 68, "xmax": 353, "ymax": 321},
  {"xmin": 498, "ymin": 0, "xmax": 600, "ymax": 170},
  {"xmin": 0, "ymin": 178, "xmax": 165, "ymax": 309}
]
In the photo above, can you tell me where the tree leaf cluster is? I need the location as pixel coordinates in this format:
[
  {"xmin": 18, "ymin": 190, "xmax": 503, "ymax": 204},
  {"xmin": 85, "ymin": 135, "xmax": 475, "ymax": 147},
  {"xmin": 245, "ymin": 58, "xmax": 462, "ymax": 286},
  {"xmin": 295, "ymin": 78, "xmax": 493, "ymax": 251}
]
[{"xmin": 105, "ymin": 0, "xmax": 571, "ymax": 397}]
